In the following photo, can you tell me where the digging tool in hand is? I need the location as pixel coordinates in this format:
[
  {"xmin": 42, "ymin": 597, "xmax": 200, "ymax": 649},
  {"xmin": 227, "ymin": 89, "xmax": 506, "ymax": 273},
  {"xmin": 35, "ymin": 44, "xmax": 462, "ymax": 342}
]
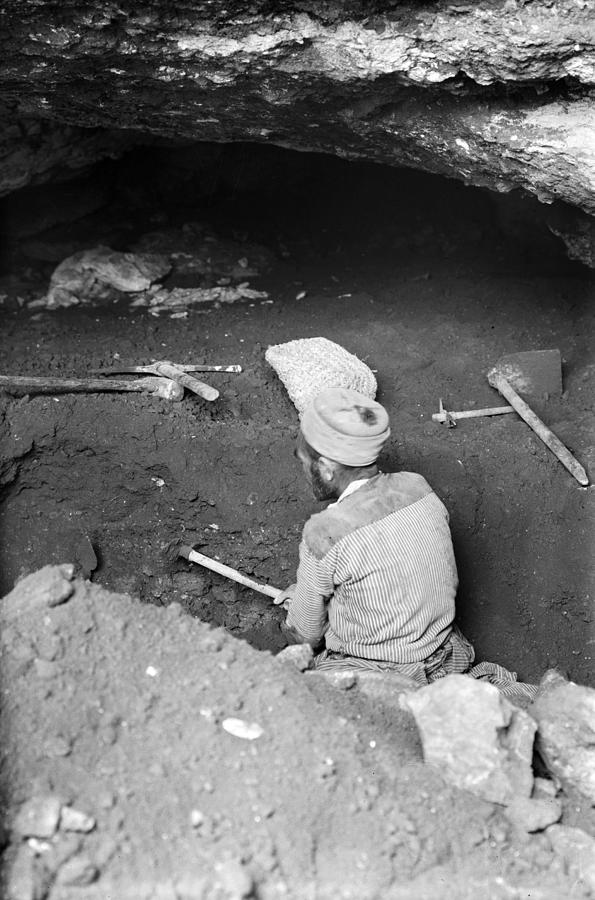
[
  {"xmin": 92, "ymin": 361, "xmax": 219, "ymax": 401},
  {"xmin": 487, "ymin": 349, "xmax": 589, "ymax": 486},
  {"xmin": 167, "ymin": 542, "xmax": 283, "ymax": 601},
  {"xmin": 0, "ymin": 374, "xmax": 184, "ymax": 400}
]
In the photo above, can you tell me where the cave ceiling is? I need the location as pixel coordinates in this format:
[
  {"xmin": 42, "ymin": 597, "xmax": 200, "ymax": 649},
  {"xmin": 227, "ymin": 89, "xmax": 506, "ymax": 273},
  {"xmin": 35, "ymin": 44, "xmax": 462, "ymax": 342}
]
[{"xmin": 0, "ymin": 0, "xmax": 594, "ymax": 215}]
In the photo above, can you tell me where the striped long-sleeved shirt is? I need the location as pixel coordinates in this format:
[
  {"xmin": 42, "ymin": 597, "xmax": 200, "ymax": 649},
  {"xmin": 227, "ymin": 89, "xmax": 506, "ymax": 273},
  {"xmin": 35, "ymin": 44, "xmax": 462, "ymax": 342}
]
[{"xmin": 286, "ymin": 472, "xmax": 458, "ymax": 663}]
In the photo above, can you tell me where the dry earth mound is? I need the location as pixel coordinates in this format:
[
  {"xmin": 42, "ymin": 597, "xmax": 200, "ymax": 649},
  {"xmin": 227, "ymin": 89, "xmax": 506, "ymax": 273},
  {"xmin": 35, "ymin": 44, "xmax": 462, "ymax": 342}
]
[{"xmin": 0, "ymin": 566, "xmax": 591, "ymax": 899}]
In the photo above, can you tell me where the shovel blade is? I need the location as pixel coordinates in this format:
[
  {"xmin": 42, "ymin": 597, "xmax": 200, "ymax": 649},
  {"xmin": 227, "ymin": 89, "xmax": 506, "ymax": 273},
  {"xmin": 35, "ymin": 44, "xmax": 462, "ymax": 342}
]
[{"xmin": 491, "ymin": 349, "xmax": 562, "ymax": 399}]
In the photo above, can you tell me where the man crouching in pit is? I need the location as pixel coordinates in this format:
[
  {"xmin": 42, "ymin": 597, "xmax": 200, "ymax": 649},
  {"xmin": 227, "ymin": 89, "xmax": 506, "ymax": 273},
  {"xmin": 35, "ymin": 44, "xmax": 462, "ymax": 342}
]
[{"xmin": 275, "ymin": 386, "xmax": 537, "ymax": 703}]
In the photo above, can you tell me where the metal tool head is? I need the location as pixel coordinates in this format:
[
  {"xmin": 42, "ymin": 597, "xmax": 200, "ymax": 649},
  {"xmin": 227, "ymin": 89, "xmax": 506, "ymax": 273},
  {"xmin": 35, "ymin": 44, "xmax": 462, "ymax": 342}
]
[
  {"xmin": 489, "ymin": 349, "xmax": 562, "ymax": 399},
  {"xmin": 433, "ymin": 399, "xmax": 457, "ymax": 427}
]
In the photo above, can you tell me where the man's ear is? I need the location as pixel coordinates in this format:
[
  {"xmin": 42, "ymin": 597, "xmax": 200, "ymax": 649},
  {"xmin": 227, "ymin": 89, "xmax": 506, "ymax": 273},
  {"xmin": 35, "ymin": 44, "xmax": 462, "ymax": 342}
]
[{"xmin": 317, "ymin": 456, "xmax": 336, "ymax": 482}]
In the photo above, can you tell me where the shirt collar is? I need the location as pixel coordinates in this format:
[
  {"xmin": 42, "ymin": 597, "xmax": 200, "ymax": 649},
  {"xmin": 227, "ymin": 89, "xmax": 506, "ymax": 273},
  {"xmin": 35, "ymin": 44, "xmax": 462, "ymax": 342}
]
[{"xmin": 335, "ymin": 478, "xmax": 371, "ymax": 505}]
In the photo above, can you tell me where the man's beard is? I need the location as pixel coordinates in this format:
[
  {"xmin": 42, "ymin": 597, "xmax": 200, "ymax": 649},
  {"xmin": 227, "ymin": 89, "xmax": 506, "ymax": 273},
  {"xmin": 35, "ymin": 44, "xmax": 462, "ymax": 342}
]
[{"xmin": 310, "ymin": 464, "xmax": 338, "ymax": 501}]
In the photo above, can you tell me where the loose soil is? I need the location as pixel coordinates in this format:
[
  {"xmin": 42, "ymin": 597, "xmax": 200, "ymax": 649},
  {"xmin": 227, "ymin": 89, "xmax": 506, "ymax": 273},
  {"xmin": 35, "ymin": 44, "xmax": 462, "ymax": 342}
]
[
  {"xmin": 0, "ymin": 144, "xmax": 593, "ymax": 897},
  {"xmin": 1, "ymin": 569, "xmax": 593, "ymax": 899}
]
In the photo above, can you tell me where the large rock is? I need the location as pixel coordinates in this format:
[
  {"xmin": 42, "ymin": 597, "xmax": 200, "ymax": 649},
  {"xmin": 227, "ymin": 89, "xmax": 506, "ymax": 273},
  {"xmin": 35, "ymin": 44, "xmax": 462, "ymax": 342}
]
[
  {"xmin": 0, "ymin": 1, "xmax": 594, "ymax": 213},
  {"xmin": 546, "ymin": 825, "xmax": 595, "ymax": 894},
  {"xmin": 532, "ymin": 673, "xmax": 595, "ymax": 803},
  {"xmin": 400, "ymin": 674, "xmax": 536, "ymax": 804},
  {"xmin": 0, "ymin": 565, "xmax": 75, "ymax": 621}
]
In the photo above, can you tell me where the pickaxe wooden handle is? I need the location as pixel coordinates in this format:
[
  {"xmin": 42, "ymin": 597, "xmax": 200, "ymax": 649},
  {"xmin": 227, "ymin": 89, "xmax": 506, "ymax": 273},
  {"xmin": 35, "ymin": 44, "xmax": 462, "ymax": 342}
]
[
  {"xmin": 433, "ymin": 402, "xmax": 514, "ymax": 425},
  {"xmin": 0, "ymin": 374, "xmax": 183, "ymax": 400},
  {"xmin": 152, "ymin": 363, "xmax": 219, "ymax": 401},
  {"xmin": 179, "ymin": 545, "xmax": 282, "ymax": 600}
]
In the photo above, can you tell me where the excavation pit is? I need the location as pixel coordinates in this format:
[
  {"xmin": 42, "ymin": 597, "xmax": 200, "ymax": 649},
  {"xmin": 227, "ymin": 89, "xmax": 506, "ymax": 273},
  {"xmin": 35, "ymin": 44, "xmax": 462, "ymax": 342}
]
[{"xmin": 0, "ymin": 143, "xmax": 593, "ymax": 683}]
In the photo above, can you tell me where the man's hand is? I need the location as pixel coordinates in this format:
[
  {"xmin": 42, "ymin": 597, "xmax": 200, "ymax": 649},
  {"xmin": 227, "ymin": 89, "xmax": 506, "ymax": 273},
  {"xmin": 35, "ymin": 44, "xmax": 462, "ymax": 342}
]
[{"xmin": 273, "ymin": 583, "xmax": 297, "ymax": 611}]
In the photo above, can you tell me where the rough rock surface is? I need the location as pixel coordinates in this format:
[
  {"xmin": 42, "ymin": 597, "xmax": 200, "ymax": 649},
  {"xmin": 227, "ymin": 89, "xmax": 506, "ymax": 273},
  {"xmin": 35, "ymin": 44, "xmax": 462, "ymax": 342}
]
[
  {"xmin": 400, "ymin": 674, "xmax": 536, "ymax": 805},
  {"xmin": 0, "ymin": 1, "xmax": 594, "ymax": 213},
  {"xmin": 0, "ymin": 567, "xmax": 589, "ymax": 900},
  {"xmin": 532, "ymin": 674, "xmax": 595, "ymax": 803},
  {"xmin": 546, "ymin": 825, "xmax": 595, "ymax": 895},
  {"xmin": 505, "ymin": 795, "xmax": 562, "ymax": 834}
]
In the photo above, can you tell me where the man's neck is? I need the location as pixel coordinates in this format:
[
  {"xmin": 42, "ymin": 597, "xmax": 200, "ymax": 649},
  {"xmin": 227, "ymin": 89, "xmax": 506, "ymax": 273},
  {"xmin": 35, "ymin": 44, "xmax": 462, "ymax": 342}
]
[{"xmin": 333, "ymin": 465, "xmax": 378, "ymax": 498}]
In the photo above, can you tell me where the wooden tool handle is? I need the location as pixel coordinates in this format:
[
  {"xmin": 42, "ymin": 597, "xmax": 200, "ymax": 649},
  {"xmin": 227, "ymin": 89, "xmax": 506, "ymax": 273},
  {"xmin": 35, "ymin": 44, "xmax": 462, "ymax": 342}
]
[
  {"xmin": 183, "ymin": 365, "xmax": 242, "ymax": 374},
  {"xmin": 432, "ymin": 405, "xmax": 514, "ymax": 423},
  {"xmin": 0, "ymin": 375, "xmax": 152, "ymax": 393},
  {"xmin": 180, "ymin": 545, "xmax": 282, "ymax": 600},
  {"xmin": 488, "ymin": 371, "xmax": 589, "ymax": 486},
  {"xmin": 154, "ymin": 364, "xmax": 219, "ymax": 401}
]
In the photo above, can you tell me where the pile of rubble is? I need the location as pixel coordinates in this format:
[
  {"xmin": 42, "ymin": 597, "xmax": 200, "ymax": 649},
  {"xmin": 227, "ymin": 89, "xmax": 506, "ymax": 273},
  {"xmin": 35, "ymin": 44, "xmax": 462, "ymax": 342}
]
[{"xmin": 1, "ymin": 566, "xmax": 594, "ymax": 900}]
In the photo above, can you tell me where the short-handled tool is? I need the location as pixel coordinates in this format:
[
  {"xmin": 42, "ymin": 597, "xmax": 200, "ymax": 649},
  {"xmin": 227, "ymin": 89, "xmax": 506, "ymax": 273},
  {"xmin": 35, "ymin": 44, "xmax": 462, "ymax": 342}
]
[
  {"xmin": 0, "ymin": 374, "xmax": 184, "ymax": 400},
  {"xmin": 172, "ymin": 544, "xmax": 282, "ymax": 600},
  {"xmin": 487, "ymin": 349, "xmax": 589, "ymax": 486},
  {"xmin": 92, "ymin": 363, "xmax": 242, "ymax": 374},
  {"xmin": 93, "ymin": 361, "xmax": 220, "ymax": 402},
  {"xmin": 433, "ymin": 398, "xmax": 515, "ymax": 427}
]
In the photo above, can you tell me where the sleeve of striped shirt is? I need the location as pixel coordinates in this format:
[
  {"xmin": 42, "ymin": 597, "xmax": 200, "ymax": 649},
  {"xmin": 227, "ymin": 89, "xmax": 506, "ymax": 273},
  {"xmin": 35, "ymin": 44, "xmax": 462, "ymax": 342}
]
[{"xmin": 285, "ymin": 539, "xmax": 334, "ymax": 645}]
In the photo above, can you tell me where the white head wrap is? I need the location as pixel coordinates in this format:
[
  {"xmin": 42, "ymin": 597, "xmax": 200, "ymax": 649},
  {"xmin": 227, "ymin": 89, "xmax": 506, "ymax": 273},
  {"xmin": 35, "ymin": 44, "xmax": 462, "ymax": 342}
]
[{"xmin": 300, "ymin": 387, "xmax": 390, "ymax": 466}]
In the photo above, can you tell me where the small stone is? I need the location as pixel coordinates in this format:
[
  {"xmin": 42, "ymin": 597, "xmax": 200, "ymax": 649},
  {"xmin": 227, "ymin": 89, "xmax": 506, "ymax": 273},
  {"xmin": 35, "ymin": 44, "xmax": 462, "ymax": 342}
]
[
  {"xmin": 546, "ymin": 825, "xmax": 595, "ymax": 893},
  {"xmin": 221, "ymin": 718, "xmax": 263, "ymax": 741},
  {"xmin": 400, "ymin": 674, "xmax": 536, "ymax": 804},
  {"xmin": 43, "ymin": 736, "xmax": 72, "ymax": 758},
  {"xmin": 532, "ymin": 673, "xmax": 595, "ymax": 802},
  {"xmin": 100, "ymin": 724, "xmax": 118, "ymax": 746},
  {"xmin": 505, "ymin": 795, "xmax": 562, "ymax": 833},
  {"xmin": 190, "ymin": 809, "xmax": 205, "ymax": 828},
  {"xmin": 26, "ymin": 838, "xmax": 51, "ymax": 855},
  {"xmin": 55, "ymin": 854, "xmax": 98, "ymax": 886},
  {"xmin": 33, "ymin": 659, "xmax": 59, "ymax": 679},
  {"xmin": 11, "ymin": 640, "xmax": 36, "ymax": 663},
  {"xmin": 60, "ymin": 806, "xmax": 96, "ymax": 833},
  {"xmin": 533, "ymin": 777, "xmax": 557, "ymax": 799},
  {"xmin": 14, "ymin": 795, "xmax": 61, "ymax": 839},
  {"xmin": 215, "ymin": 859, "xmax": 254, "ymax": 899},
  {"xmin": 323, "ymin": 670, "xmax": 358, "ymax": 690},
  {"xmin": 275, "ymin": 644, "xmax": 313, "ymax": 672},
  {"xmin": 34, "ymin": 633, "xmax": 63, "ymax": 661},
  {"xmin": 97, "ymin": 790, "xmax": 116, "ymax": 810},
  {"xmin": 174, "ymin": 873, "xmax": 208, "ymax": 899}
]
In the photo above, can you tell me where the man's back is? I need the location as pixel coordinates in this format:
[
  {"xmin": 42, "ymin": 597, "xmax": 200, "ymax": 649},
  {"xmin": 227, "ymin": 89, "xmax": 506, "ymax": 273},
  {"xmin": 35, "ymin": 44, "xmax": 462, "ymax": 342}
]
[{"xmin": 288, "ymin": 472, "xmax": 458, "ymax": 662}]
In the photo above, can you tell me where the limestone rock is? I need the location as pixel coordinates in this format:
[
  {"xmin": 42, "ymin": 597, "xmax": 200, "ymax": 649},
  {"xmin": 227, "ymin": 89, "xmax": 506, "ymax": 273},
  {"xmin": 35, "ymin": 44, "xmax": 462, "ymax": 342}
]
[
  {"xmin": 46, "ymin": 246, "xmax": 171, "ymax": 309},
  {"xmin": 357, "ymin": 670, "xmax": 421, "ymax": 698},
  {"xmin": 0, "ymin": 2, "xmax": 594, "ymax": 213},
  {"xmin": 1, "ymin": 565, "xmax": 75, "ymax": 621},
  {"xmin": 546, "ymin": 825, "xmax": 595, "ymax": 894},
  {"xmin": 275, "ymin": 643, "xmax": 314, "ymax": 672},
  {"xmin": 307, "ymin": 669, "xmax": 358, "ymax": 691},
  {"xmin": 400, "ymin": 674, "xmax": 536, "ymax": 804},
  {"xmin": 532, "ymin": 674, "xmax": 595, "ymax": 802},
  {"xmin": 505, "ymin": 795, "xmax": 562, "ymax": 833},
  {"xmin": 59, "ymin": 806, "xmax": 96, "ymax": 833},
  {"xmin": 13, "ymin": 795, "xmax": 62, "ymax": 839}
]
